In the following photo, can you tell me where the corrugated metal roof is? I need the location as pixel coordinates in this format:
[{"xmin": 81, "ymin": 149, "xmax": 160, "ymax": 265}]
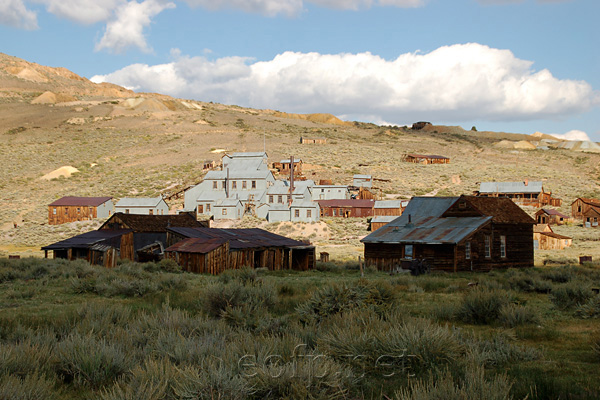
[
  {"xmin": 317, "ymin": 199, "xmax": 374, "ymax": 208},
  {"xmin": 537, "ymin": 231, "xmax": 571, "ymax": 240},
  {"xmin": 407, "ymin": 154, "xmax": 449, "ymax": 159},
  {"xmin": 196, "ymin": 191, "xmax": 227, "ymax": 202},
  {"xmin": 99, "ymin": 213, "xmax": 206, "ymax": 232},
  {"xmin": 215, "ymin": 199, "xmax": 242, "ymax": 207},
  {"xmin": 116, "ymin": 197, "xmax": 163, "ymax": 207},
  {"xmin": 463, "ymin": 196, "xmax": 536, "ymax": 224},
  {"xmin": 42, "ymin": 229, "xmax": 131, "ymax": 250},
  {"xmin": 290, "ymin": 200, "xmax": 319, "ymax": 208},
  {"xmin": 49, "ymin": 196, "xmax": 112, "ymax": 207},
  {"xmin": 538, "ymin": 208, "xmax": 569, "ymax": 218},
  {"xmin": 227, "ymin": 152, "xmax": 267, "ymax": 158},
  {"xmin": 204, "ymin": 170, "xmax": 272, "ymax": 180},
  {"xmin": 167, "ymin": 227, "xmax": 313, "ymax": 249},
  {"xmin": 374, "ymin": 200, "xmax": 403, "ymax": 209},
  {"xmin": 371, "ymin": 216, "xmax": 399, "ymax": 224},
  {"xmin": 353, "ymin": 174, "xmax": 372, "ymax": 179},
  {"xmin": 573, "ymin": 198, "xmax": 600, "ymax": 207},
  {"xmin": 479, "ymin": 181, "xmax": 543, "ymax": 194},
  {"xmin": 312, "ymin": 185, "xmax": 348, "ymax": 189},
  {"xmin": 165, "ymin": 237, "xmax": 227, "ymax": 254}
]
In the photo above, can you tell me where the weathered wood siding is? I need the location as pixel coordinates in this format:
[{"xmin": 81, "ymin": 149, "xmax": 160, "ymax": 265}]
[
  {"xmin": 48, "ymin": 205, "xmax": 97, "ymax": 225},
  {"xmin": 534, "ymin": 232, "xmax": 572, "ymax": 250},
  {"xmin": 572, "ymin": 198, "xmax": 600, "ymax": 220},
  {"xmin": 373, "ymin": 207, "xmax": 403, "ymax": 217}
]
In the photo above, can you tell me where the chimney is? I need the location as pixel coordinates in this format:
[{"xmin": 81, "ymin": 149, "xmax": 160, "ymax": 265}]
[
  {"xmin": 524, "ymin": 178, "xmax": 528, "ymax": 186},
  {"xmin": 226, "ymin": 168, "xmax": 229, "ymax": 197},
  {"xmin": 289, "ymin": 155, "xmax": 294, "ymax": 206}
]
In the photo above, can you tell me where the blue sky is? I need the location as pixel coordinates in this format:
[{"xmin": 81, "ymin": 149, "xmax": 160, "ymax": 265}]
[{"xmin": 1, "ymin": 0, "xmax": 598, "ymax": 140}]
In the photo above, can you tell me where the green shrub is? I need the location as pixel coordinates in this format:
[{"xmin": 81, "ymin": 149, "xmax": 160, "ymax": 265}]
[
  {"xmin": 541, "ymin": 267, "xmax": 574, "ymax": 283},
  {"xmin": 0, "ymin": 373, "xmax": 58, "ymax": 400},
  {"xmin": 550, "ymin": 282, "xmax": 593, "ymax": 310},
  {"xmin": 173, "ymin": 362, "xmax": 250, "ymax": 400},
  {"xmin": 462, "ymin": 332, "xmax": 542, "ymax": 367},
  {"xmin": 395, "ymin": 367, "xmax": 513, "ymax": 400},
  {"xmin": 498, "ymin": 304, "xmax": 541, "ymax": 328},
  {"xmin": 217, "ymin": 267, "xmax": 258, "ymax": 285},
  {"xmin": 56, "ymin": 333, "xmax": 132, "ymax": 388},
  {"xmin": 201, "ymin": 281, "xmax": 275, "ymax": 320},
  {"xmin": 574, "ymin": 295, "xmax": 600, "ymax": 318},
  {"xmin": 0, "ymin": 340, "xmax": 56, "ymax": 379},
  {"xmin": 456, "ymin": 288, "xmax": 511, "ymax": 324}
]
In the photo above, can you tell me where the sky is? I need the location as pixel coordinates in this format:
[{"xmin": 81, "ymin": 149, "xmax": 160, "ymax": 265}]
[{"xmin": 1, "ymin": 0, "xmax": 599, "ymax": 141}]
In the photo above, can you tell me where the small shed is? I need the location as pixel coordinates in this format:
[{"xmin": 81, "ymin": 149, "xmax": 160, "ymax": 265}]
[
  {"xmin": 300, "ymin": 137, "xmax": 327, "ymax": 144},
  {"xmin": 317, "ymin": 199, "xmax": 375, "ymax": 218},
  {"xmin": 165, "ymin": 227, "xmax": 316, "ymax": 273},
  {"xmin": 41, "ymin": 229, "xmax": 133, "ymax": 268},
  {"xmin": 311, "ymin": 185, "xmax": 350, "ymax": 201},
  {"xmin": 582, "ymin": 207, "xmax": 600, "ymax": 228},
  {"xmin": 571, "ymin": 198, "xmax": 600, "ymax": 220},
  {"xmin": 535, "ymin": 209, "xmax": 568, "ymax": 225},
  {"xmin": 353, "ymin": 175, "xmax": 372, "ymax": 188},
  {"xmin": 533, "ymin": 224, "xmax": 572, "ymax": 250},
  {"xmin": 273, "ymin": 159, "xmax": 303, "ymax": 175},
  {"xmin": 213, "ymin": 199, "xmax": 243, "ymax": 220},
  {"xmin": 404, "ymin": 154, "xmax": 450, "ymax": 164},
  {"xmin": 48, "ymin": 196, "xmax": 113, "ymax": 225},
  {"xmin": 115, "ymin": 197, "xmax": 169, "ymax": 215},
  {"xmin": 370, "ymin": 215, "xmax": 398, "ymax": 231},
  {"xmin": 290, "ymin": 200, "xmax": 320, "ymax": 222},
  {"xmin": 373, "ymin": 200, "xmax": 407, "ymax": 216}
]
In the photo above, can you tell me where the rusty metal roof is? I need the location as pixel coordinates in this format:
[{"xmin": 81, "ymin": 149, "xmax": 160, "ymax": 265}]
[
  {"xmin": 165, "ymin": 237, "xmax": 227, "ymax": 254},
  {"xmin": 407, "ymin": 154, "xmax": 449, "ymax": 159},
  {"xmin": 42, "ymin": 229, "xmax": 131, "ymax": 250},
  {"xmin": 572, "ymin": 198, "xmax": 600, "ymax": 207},
  {"xmin": 479, "ymin": 181, "xmax": 543, "ymax": 194},
  {"xmin": 49, "ymin": 196, "xmax": 112, "ymax": 207},
  {"xmin": 99, "ymin": 212, "xmax": 206, "ymax": 232},
  {"xmin": 537, "ymin": 208, "xmax": 569, "ymax": 218},
  {"xmin": 167, "ymin": 227, "xmax": 313, "ymax": 250}
]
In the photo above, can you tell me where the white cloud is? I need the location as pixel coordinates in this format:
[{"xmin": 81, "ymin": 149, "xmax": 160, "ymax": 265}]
[
  {"xmin": 182, "ymin": 0, "xmax": 303, "ymax": 17},
  {"xmin": 0, "ymin": 0, "xmax": 37, "ymax": 29},
  {"xmin": 91, "ymin": 43, "xmax": 598, "ymax": 124},
  {"xmin": 41, "ymin": 0, "xmax": 123, "ymax": 25},
  {"xmin": 95, "ymin": 0, "xmax": 175, "ymax": 53},
  {"xmin": 550, "ymin": 130, "xmax": 591, "ymax": 141}
]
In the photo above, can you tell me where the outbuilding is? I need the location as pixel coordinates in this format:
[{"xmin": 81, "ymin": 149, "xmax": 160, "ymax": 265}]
[
  {"xmin": 48, "ymin": 196, "xmax": 113, "ymax": 225},
  {"xmin": 115, "ymin": 197, "xmax": 169, "ymax": 215},
  {"xmin": 535, "ymin": 209, "xmax": 569, "ymax": 225}
]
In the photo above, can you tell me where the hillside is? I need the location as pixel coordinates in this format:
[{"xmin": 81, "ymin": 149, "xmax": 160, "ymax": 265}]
[{"xmin": 1, "ymin": 53, "xmax": 599, "ymax": 261}]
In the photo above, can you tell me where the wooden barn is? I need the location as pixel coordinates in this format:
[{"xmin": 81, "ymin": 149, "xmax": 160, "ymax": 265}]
[
  {"xmin": 361, "ymin": 195, "xmax": 535, "ymax": 272},
  {"xmin": 534, "ymin": 224, "xmax": 572, "ymax": 250},
  {"xmin": 300, "ymin": 137, "xmax": 327, "ymax": 144},
  {"xmin": 317, "ymin": 199, "xmax": 375, "ymax": 218},
  {"xmin": 571, "ymin": 198, "xmax": 600, "ymax": 220},
  {"xmin": 48, "ymin": 196, "xmax": 113, "ymax": 225},
  {"xmin": 165, "ymin": 227, "xmax": 315, "ymax": 274},
  {"xmin": 404, "ymin": 154, "xmax": 450, "ymax": 164},
  {"xmin": 41, "ymin": 230, "xmax": 133, "ymax": 268},
  {"xmin": 475, "ymin": 181, "xmax": 561, "ymax": 207},
  {"xmin": 99, "ymin": 212, "xmax": 207, "ymax": 261},
  {"xmin": 535, "ymin": 209, "xmax": 569, "ymax": 225}
]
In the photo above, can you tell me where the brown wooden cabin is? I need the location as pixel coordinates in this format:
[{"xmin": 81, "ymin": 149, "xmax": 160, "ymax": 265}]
[
  {"xmin": 475, "ymin": 181, "xmax": 561, "ymax": 207},
  {"xmin": 99, "ymin": 212, "xmax": 207, "ymax": 261},
  {"xmin": 317, "ymin": 199, "xmax": 374, "ymax": 218},
  {"xmin": 582, "ymin": 208, "xmax": 600, "ymax": 228},
  {"xmin": 272, "ymin": 159, "xmax": 303, "ymax": 175},
  {"xmin": 300, "ymin": 137, "xmax": 327, "ymax": 144},
  {"xmin": 165, "ymin": 227, "xmax": 315, "ymax": 274},
  {"xmin": 370, "ymin": 216, "xmax": 398, "ymax": 232},
  {"xmin": 404, "ymin": 154, "xmax": 450, "ymax": 164},
  {"xmin": 41, "ymin": 230, "xmax": 133, "ymax": 268},
  {"xmin": 535, "ymin": 208, "xmax": 569, "ymax": 225},
  {"xmin": 533, "ymin": 224, "xmax": 572, "ymax": 250},
  {"xmin": 373, "ymin": 200, "xmax": 408, "ymax": 216},
  {"xmin": 48, "ymin": 196, "xmax": 113, "ymax": 225},
  {"xmin": 361, "ymin": 195, "xmax": 535, "ymax": 272},
  {"xmin": 571, "ymin": 198, "xmax": 600, "ymax": 221}
]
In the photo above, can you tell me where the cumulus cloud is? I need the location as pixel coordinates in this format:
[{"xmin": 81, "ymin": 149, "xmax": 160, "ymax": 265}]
[
  {"xmin": 95, "ymin": 0, "xmax": 175, "ymax": 53},
  {"xmin": 0, "ymin": 0, "xmax": 37, "ymax": 29},
  {"xmin": 91, "ymin": 43, "xmax": 597, "ymax": 124},
  {"xmin": 550, "ymin": 130, "xmax": 591, "ymax": 141},
  {"xmin": 42, "ymin": 0, "xmax": 123, "ymax": 25}
]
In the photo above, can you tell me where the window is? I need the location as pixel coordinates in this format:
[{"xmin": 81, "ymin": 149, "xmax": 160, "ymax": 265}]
[
  {"xmin": 213, "ymin": 181, "xmax": 217, "ymax": 189},
  {"xmin": 465, "ymin": 242, "xmax": 471, "ymax": 260},
  {"xmin": 485, "ymin": 235, "xmax": 491, "ymax": 258},
  {"xmin": 65, "ymin": 208, "xmax": 68, "ymax": 215},
  {"xmin": 500, "ymin": 236, "xmax": 506, "ymax": 258},
  {"xmin": 333, "ymin": 209, "xmax": 337, "ymax": 216},
  {"xmin": 269, "ymin": 195, "xmax": 273, "ymax": 203},
  {"xmin": 222, "ymin": 208, "xmax": 227, "ymax": 215},
  {"xmin": 307, "ymin": 210, "xmax": 312, "ymax": 218},
  {"xmin": 232, "ymin": 181, "xmax": 237, "ymax": 189},
  {"xmin": 206, "ymin": 204, "xmax": 211, "ymax": 211},
  {"xmin": 125, "ymin": 209, "xmax": 130, "ymax": 214},
  {"xmin": 77, "ymin": 208, "xmax": 80, "ymax": 213},
  {"xmin": 53, "ymin": 208, "xmax": 57, "ymax": 215},
  {"xmin": 278, "ymin": 195, "xmax": 283, "ymax": 203},
  {"xmin": 242, "ymin": 181, "xmax": 247, "ymax": 189},
  {"xmin": 251, "ymin": 181, "xmax": 256, "ymax": 189},
  {"xmin": 221, "ymin": 181, "xmax": 226, "ymax": 189},
  {"xmin": 405, "ymin": 245, "xmax": 413, "ymax": 259},
  {"xmin": 578, "ymin": 205, "xmax": 582, "ymax": 213},
  {"xmin": 295, "ymin": 209, "xmax": 300, "ymax": 218},
  {"xmin": 149, "ymin": 210, "xmax": 153, "ymax": 215}
]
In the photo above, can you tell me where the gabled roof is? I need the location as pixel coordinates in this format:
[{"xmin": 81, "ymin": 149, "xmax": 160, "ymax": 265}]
[
  {"xmin": 167, "ymin": 227, "xmax": 313, "ymax": 249},
  {"xmin": 49, "ymin": 196, "xmax": 112, "ymax": 207},
  {"xmin": 353, "ymin": 174, "xmax": 372, "ymax": 179},
  {"xmin": 317, "ymin": 199, "xmax": 374, "ymax": 208},
  {"xmin": 371, "ymin": 216, "xmax": 399, "ymax": 224},
  {"xmin": 214, "ymin": 199, "xmax": 242, "ymax": 207},
  {"xmin": 116, "ymin": 197, "xmax": 165, "ymax": 208},
  {"xmin": 42, "ymin": 229, "xmax": 131, "ymax": 250},
  {"xmin": 374, "ymin": 200, "xmax": 404, "ymax": 209},
  {"xmin": 204, "ymin": 169, "xmax": 272, "ymax": 180},
  {"xmin": 572, "ymin": 197, "xmax": 600, "ymax": 207},
  {"xmin": 407, "ymin": 154, "xmax": 449, "ymax": 159},
  {"xmin": 536, "ymin": 208, "xmax": 569, "ymax": 219},
  {"xmin": 478, "ymin": 181, "xmax": 543, "ymax": 194},
  {"xmin": 99, "ymin": 212, "xmax": 206, "ymax": 232},
  {"xmin": 459, "ymin": 196, "xmax": 536, "ymax": 224},
  {"xmin": 290, "ymin": 200, "xmax": 319, "ymax": 208},
  {"xmin": 165, "ymin": 237, "xmax": 226, "ymax": 254}
]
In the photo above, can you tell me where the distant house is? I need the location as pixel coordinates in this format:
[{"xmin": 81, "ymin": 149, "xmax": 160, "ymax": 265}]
[
  {"xmin": 99, "ymin": 212, "xmax": 206, "ymax": 261},
  {"xmin": 534, "ymin": 224, "xmax": 572, "ymax": 250},
  {"xmin": 571, "ymin": 198, "xmax": 600, "ymax": 222},
  {"xmin": 582, "ymin": 208, "xmax": 600, "ymax": 228},
  {"xmin": 370, "ymin": 216, "xmax": 398, "ymax": 232},
  {"xmin": 474, "ymin": 180, "xmax": 561, "ymax": 207},
  {"xmin": 361, "ymin": 195, "xmax": 535, "ymax": 272},
  {"xmin": 373, "ymin": 200, "xmax": 408, "ymax": 216},
  {"xmin": 48, "ymin": 196, "xmax": 113, "ymax": 225},
  {"xmin": 300, "ymin": 137, "xmax": 326, "ymax": 144},
  {"xmin": 165, "ymin": 227, "xmax": 316, "ymax": 273},
  {"xmin": 404, "ymin": 154, "xmax": 450, "ymax": 164},
  {"xmin": 311, "ymin": 185, "xmax": 350, "ymax": 201},
  {"xmin": 213, "ymin": 199, "xmax": 243, "ymax": 220},
  {"xmin": 290, "ymin": 200, "xmax": 320, "ymax": 223},
  {"xmin": 353, "ymin": 175, "xmax": 372, "ymax": 188},
  {"xmin": 273, "ymin": 159, "xmax": 303, "ymax": 175},
  {"xmin": 115, "ymin": 197, "xmax": 169, "ymax": 215},
  {"xmin": 42, "ymin": 229, "xmax": 133, "ymax": 268},
  {"xmin": 535, "ymin": 209, "xmax": 568, "ymax": 225},
  {"xmin": 318, "ymin": 199, "xmax": 375, "ymax": 218}
]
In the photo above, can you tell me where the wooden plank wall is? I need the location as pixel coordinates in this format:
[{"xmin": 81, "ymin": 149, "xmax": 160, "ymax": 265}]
[{"xmin": 48, "ymin": 205, "xmax": 97, "ymax": 225}]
